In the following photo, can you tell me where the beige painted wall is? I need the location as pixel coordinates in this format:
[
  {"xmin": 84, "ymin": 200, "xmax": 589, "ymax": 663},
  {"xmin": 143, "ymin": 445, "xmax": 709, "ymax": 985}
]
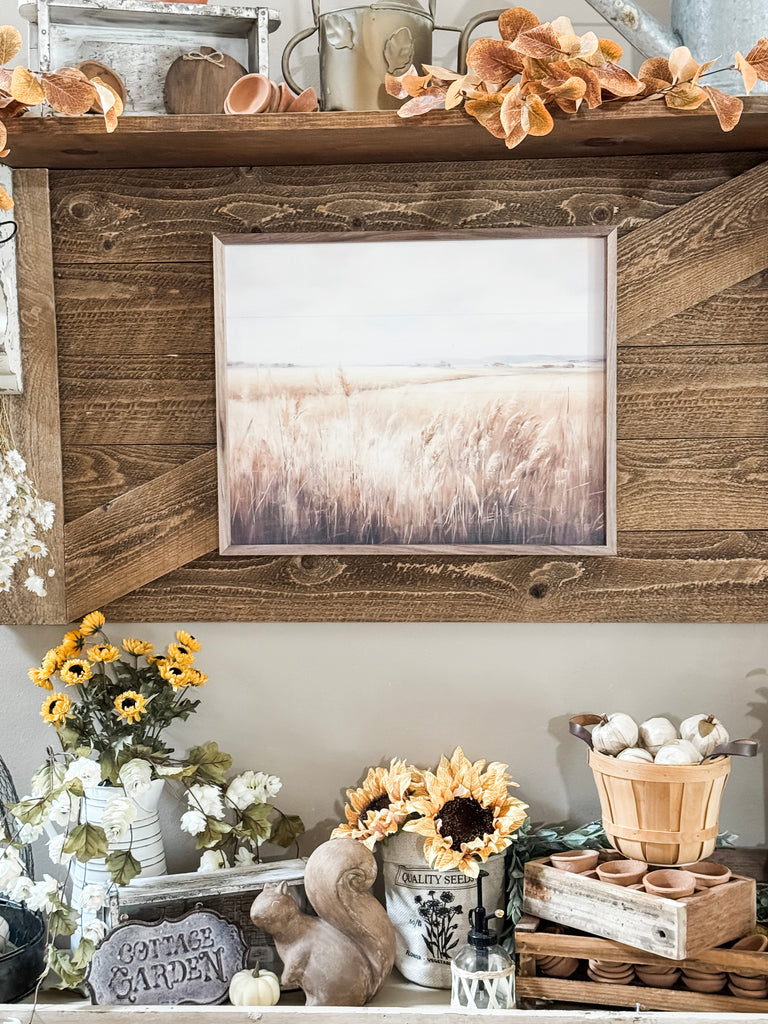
[{"xmin": 1, "ymin": 621, "xmax": 766, "ymax": 876}]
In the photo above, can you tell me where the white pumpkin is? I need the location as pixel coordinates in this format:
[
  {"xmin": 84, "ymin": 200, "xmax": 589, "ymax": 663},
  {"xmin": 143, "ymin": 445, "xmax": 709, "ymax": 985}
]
[
  {"xmin": 229, "ymin": 966, "xmax": 281, "ymax": 1007},
  {"xmin": 680, "ymin": 714, "xmax": 730, "ymax": 758},
  {"xmin": 616, "ymin": 746, "xmax": 654, "ymax": 763},
  {"xmin": 0, "ymin": 915, "xmax": 9, "ymax": 954},
  {"xmin": 638, "ymin": 717, "xmax": 678, "ymax": 756},
  {"xmin": 592, "ymin": 713, "xmax": 638, "ymax": 755},
  {"xmin": 654, "ymin": 740, "xmax": 701, "ymax": 765}
]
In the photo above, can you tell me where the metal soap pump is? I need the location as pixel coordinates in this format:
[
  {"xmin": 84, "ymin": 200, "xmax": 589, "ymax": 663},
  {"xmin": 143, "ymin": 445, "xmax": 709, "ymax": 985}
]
[{"xmin": 450, "ymin": 869, "xmax": 515, "ymax": 1010}]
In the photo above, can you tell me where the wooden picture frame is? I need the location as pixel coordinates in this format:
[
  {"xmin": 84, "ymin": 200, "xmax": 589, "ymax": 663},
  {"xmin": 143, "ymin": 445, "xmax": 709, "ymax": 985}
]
[{"xmin": 214, "ymin": 229, "xmax": 617, "ymax": 557}]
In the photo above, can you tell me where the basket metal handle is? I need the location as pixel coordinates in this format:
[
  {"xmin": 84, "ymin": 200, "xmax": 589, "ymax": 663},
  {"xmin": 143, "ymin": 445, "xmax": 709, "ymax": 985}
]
[{"xmin": 569, "ymin": 713, "xmax": 602, "ymax": 749}]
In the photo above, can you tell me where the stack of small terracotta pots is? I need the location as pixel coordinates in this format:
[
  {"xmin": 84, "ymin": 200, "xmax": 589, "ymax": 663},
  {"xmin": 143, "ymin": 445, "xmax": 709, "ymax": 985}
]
[{"xmin": 224, "ymin": 74, "xmax": 319, "ymax": 114}]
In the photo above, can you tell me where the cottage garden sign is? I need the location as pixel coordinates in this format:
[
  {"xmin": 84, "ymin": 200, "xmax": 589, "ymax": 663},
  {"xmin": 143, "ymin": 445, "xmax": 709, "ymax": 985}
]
[{"xmin": 85, "ymin": 909, "xmax": 246, "ymax": 1005}]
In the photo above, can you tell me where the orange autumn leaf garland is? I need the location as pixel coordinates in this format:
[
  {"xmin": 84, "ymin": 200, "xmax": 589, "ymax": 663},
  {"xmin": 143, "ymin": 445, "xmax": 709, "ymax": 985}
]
[
  {"xmin": 385, "ymin": 7, "xmax": 768, "ymax": 150},
  {"xmin": 0, "ymin": 25, "xmax": 123, "ymax": 208}
]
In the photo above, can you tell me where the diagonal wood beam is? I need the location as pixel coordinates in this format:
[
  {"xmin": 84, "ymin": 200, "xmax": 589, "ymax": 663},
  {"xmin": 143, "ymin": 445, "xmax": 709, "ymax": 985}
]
[
  {"xmin": 617, "ymin": 159, "xmax": 768, "ymax": 342},
  {"xmin": 64, "ymin": 449, "xmax": 218, "ymax": 621}
]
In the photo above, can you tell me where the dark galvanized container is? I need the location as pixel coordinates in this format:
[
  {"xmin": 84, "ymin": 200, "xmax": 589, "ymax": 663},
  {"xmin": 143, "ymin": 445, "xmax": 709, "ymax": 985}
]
[{"xmin": 0, "ymin": 899, "xmax": 46, "ymax": 1002}]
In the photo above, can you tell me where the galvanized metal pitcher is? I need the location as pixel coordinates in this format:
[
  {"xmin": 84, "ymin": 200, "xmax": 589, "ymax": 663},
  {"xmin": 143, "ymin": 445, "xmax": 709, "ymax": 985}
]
[
  {"xmin": 582, "ymin": 0, "xmax": 767, "ymax": 94},
  {"xmin": 282, "ymin": 0, "xmax": 464, "ymax": 111}
]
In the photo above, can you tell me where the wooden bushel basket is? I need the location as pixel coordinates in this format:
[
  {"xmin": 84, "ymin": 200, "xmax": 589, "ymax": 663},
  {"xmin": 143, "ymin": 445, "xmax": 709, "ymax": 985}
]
[{"xmin": 570, "ymin": 714, "xmax": 757, "ymax": 866}]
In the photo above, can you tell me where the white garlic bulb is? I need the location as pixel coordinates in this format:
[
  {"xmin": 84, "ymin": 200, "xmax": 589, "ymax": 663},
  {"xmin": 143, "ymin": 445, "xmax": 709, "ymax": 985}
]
[
  {"xmin": 616, "ymin": 746, "xmax": 654, "ymax": 763},
  {"xmin": 592, "ymin": 713, "xmax": 639, "ymax": 756},
  {"xmin": 680, "ymin": 714, "xmax": 730, "ymax": 758},
  {"xmin": 654, "ymin": 740, "xmax": 702, "ymax": 765},
  {"xmin": 638, "ymin": 717, "xmax": 679, "ymax": 756}
]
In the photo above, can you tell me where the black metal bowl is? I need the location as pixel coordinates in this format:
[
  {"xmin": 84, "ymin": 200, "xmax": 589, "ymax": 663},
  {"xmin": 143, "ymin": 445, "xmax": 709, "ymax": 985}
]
[{"xmin": 0, "ymin": 898, "xmax": 46, "ymax": 1002}]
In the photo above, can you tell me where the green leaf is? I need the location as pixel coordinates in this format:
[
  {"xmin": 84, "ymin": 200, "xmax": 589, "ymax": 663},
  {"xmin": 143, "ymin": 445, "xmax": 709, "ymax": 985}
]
[
  {"xmin": 48, "ymin": 947, "xmax": 86, "ymax": 988},
  {"xmin": 58, "ymin": 725, "xmax": 83, "ymax": 751},
  {"xmin": 188, "ymin": 741, "xmax": 232, "ymax": 785},
  {"xmin": 71, "ymin": 938, "xmax": 96, "ymax": 970},
  {"xmin": 63, "ymin": 822, "xmax": 109, "ymax": 863},
  {"xmin": 100, "ymin": 748, "xmax": 119, "ymax": 785},
  {"xmin": 106, "ymin": 849, "xmax": 142, "ymax": 886},
  {"xmin": 271, "ymin": 813, "xmax": 305, "ymax": 849},
  {"xmin": 240, "ymin": 802, "xmax": 273, "ymax": 844},
  {"xmin": 48, "ymin": 904, "xmax": 79, "ymax": 938},
  {"xmin": 195, "ymin": 817, "xmax": 232, "ymax": 850},
  {"xmin": 9, "ymin": 797, "xmax": 46, "ymax": 826},
  {"xmin": 155, "ymin": 763, "xmax": 198, "ymax": 779},
  {"xmin": 65, "ymin": 777, "xmax": 85, "ymax": 798}
]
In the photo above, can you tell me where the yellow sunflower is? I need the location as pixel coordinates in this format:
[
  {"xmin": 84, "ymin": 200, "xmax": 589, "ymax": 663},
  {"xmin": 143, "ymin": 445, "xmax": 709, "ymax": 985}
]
[
  {"xmin": 87, "ymin": 643, "xmax": 121, "ymax": 664},
  {"xmin": 41, "ymin": 647, "xmax": 64, "ymax": 675},
  {"xmin": 60, "ymin": 659, "xmax": 92, "ymax": 686},
  {"xmin": 28, "ymin": 666, "xmax": 53, "ymax": 690},
  {"xmin": 176, "ymin": 630, "xmax": 201, "ymax": 652},
  {"xmin": 403, "ymin": 747, "xmax": 528, "ymax": 877},
  {"xmin": 167, "ymin": 642, "xmax": 195, "ymax": 666},
  {"xmin": 158, "ymin": 660, "xmax": 190, "ymax": 689},
  {"xmin": 122, "ymin": 638, "xmax": 154, "ymax": 657},
  {"xmin": 40, "ymin": 692, "xmax": 72, "ymax": 727},
  {"xmin": 80, "ymin": 610, "xmax": 105, "ymax": 636},
  {"xmin": 187, "ymin": 669, "xmax": 208, "ymax": 686},
  {"xmin": 59, "ymin": 630, "xmax": 86, "ymax": 657},
  {"xmin": 114, "ymin": 691, "xmax": 147, "ymax": 723},
  {"xmin": 332, "ymin": 759, "xmax": 413, "ymax": 850}
]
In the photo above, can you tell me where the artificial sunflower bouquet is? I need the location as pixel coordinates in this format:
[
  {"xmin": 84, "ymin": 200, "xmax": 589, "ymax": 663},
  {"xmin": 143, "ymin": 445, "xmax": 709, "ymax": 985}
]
[
  {"xmin": 0, "ymin": 611, "xmax": 303, "ymax": 989},
  {"xmin": 332, "ymin": 747, "xmax": 528, "ymax": 876}
]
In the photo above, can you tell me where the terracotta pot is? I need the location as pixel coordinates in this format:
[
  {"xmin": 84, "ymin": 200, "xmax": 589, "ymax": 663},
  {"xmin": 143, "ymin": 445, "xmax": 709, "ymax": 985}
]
[
  {"xmin": 689, "ymin": 861, "xmax": 732, "ymax": 887},
  {"xmin": 596, "ymin": 859, "xmax": 647, "ymax": 886},
  {"xmin": 540, "ymin": 957, "xmax": 579, "ymax": 978},
  {"xmin": 683, "ymin": 967, "xmax": 727, "ymax": 979},
  {"xmin": 635, "ymin": 969, "xmax": 681, "ymax": 988},
  {"xmin": 728, "ymin": 974, "xmax": 768, "ymax": 991},
  {"xmin": 225, "ymin": 73, "xmax": 273, "ymax": 114},
  {"xmin": 728, "ymin": 981, "xmax": 768, "ymax": 998},
  {"xmin": 550, "ymin": 850, "xmax": 599, "ymax": 873},
  {"xmin": 732, "ymin": 934, "xmax": 768, "ymax": 953},
  {"xmin": 643, "ymin": 868, "xmax": 697, "ymax": 899},
  {"xmin": 682, "ymin": 974, "xmax": 727, "ymax": 993}
]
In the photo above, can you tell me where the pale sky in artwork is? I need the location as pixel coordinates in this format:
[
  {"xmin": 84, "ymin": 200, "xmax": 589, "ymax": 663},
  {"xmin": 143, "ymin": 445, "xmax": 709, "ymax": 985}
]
[{"xmin": 221, "ymin": 235, "xmax": 607, "ymax": 366}]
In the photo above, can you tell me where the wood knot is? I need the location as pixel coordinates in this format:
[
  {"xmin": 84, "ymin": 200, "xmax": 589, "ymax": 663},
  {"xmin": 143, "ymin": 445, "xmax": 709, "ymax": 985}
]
[
  {"xmin": 526, "ymin": 561, "xmax": 584, "ymax": 600},
  {"xmin": 286, "ymin": 555, "xmax": 345, "ymax": 586}
]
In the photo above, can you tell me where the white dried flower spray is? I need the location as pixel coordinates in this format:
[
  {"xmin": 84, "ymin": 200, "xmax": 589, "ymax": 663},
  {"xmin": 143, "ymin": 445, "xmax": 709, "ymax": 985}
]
[{"xmin": 0, "ymin": 430, "xmax": 56, "ymax": 596}]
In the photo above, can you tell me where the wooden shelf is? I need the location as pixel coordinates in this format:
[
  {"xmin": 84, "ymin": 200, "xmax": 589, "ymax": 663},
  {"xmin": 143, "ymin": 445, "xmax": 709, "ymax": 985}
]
[{"xmin": 5, "ymin": 98, "xmax": 768, "ymax": 168}]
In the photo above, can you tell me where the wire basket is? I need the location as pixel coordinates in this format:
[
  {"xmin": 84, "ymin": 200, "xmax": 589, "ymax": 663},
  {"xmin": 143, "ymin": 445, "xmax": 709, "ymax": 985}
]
[
  {"xmin": 0, "ymin": 898, "xmax": 46, "ymax": 1002},
  {"xmin": 0, "ymin": 751, "xmax": 33, "ymax": 878}
]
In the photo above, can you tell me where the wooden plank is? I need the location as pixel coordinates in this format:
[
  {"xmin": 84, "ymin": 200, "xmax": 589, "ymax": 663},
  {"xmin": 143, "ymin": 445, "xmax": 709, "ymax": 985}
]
[
  {"xmin": 626, "ymin": 270, "xmax": 768, "ymax": 348},
  {"xmin": 618, "ymin": 160, "xmax": 768, "ymax": 341},
  {"xmin": 54, "ymin": 263, "xmax": 213, "ymax": 355},
  {"xmin": 0, "ymin": 169, "xmax": 66, "ymax": 625},
  {"xmin": 49, "ymin": 152, "xmax": 766, "ymax": 265},
  {"xmin": 618, "ymin": 440, "xmax": 768, "ymax": 531},
  {"xmin": 7, "ymin": 100, "xmax": 768, "ymax": 169},
  {"xmin": 64, "ymin": 449, "xmax": 217, "ymax": 621},
  {"xmin": 62, "ymin": 444, "xmax": 211, "ymax": 522},
  {"xmin": 99, "ymin": 531, "xmax": 768, "ymax": 623},
  {"xmin": 56, "ymin": 349, "xmax": 768, "ymax": 446}
]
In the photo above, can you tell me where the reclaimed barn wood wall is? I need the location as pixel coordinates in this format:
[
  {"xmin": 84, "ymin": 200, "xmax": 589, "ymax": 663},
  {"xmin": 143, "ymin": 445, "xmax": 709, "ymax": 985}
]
[{"xmin": 38, "ymin": 152, "xmax": 768, "ymax": 621}]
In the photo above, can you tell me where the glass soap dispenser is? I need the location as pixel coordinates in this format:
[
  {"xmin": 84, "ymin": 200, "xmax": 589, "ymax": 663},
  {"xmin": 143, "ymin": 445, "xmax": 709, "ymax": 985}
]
[{"xmin": 450, "ymin": 869, "xmax": 516, "ymax": 1010}]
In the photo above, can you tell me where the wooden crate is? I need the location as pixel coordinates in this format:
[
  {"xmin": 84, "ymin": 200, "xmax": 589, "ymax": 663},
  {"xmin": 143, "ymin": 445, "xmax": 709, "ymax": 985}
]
[
  {"xmin": 517, "ymin": 926, "xmax": 768, "ymax": 1014},
  {"xmin": 523, "ymin": 857, "xmax": 756, "ymax": 959}
]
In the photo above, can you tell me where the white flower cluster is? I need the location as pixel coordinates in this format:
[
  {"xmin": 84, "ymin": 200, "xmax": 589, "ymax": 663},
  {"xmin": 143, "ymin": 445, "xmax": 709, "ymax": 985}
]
[
  {"xmin": 0, "ymin": 444, "xmax": 56, "ymax": 597},
  {"xmin": 226, "ymin": 771, "xmax": 282, "ymax": 811}
]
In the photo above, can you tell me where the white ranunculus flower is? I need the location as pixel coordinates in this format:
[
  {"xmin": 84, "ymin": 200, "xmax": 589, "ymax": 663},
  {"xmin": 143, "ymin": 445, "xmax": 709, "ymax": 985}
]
[
  {"xmin": 187, "ymin": 783, "xmax": 224, "ymax": 818},
  {"xmin": 64, "ymin": 757, "xmax": 102, "ymax": 791},
  {"xmin": 81, "ymin": 918, "xmax": 108, "ymax": 945},
  {"xmin": 180, "ymin": 809, "xmax": 207, "ymax": 836},
  {"xmin": 118, "ymin": 759, "xmax": 153, "ymax": 799},
  {"xmin": 25, "ymin": 875, "xmax": 60, "ymax": 914},
  {"xmin": 101, "ymin": 795, "xmax": 137, "ymax": 841},
  {"xmin": 197, "ymin": 850, "xmax": 229, "ymax": 874},
  {"xmin": 0, "ymin": 849, "xmax": 25, "ymax": 893},
  {"xmin": 226, "ymin": 771, "xmax": 282, "ymax": 811},
  {"xmin": 8, "ymin": 876, "xmax": 34, "ymax": 904},
  {"xmin": 234, "ymin": 846, "xmax": 257, "ymax": 867},
  {"xmin": 16, "ymin": 822, "xmax": 44, "ymax": 844},
  {"xmin": 79, "ymin": 884, "xmax": 107, "ymax": 912},
  {"xmin": 47, "ymin": 833, "xmax": 74, "ymax": 866}
]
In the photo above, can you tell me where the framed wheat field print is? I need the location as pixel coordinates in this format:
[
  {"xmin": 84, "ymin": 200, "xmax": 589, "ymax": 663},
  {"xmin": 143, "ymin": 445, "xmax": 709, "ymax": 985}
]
[{"xmin": 214, "ymin": 229, "xmax": 616, "ymax": 556}]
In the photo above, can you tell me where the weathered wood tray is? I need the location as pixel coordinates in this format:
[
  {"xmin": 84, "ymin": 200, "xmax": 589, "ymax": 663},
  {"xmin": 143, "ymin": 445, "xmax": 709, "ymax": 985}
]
[
  {"xmin": 523, "ymin": 857, "xmax": 756, "ymax": 959},
  {"xmin": 517, "ymin": 925, "xmax": 768, "ymax": 1014}
]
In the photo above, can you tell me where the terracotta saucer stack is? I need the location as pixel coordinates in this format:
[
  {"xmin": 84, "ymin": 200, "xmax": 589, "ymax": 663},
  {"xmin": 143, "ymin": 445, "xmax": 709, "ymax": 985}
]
[
  {"xmin": 681, "ymin": 965, "xmax": 728, "ymax": 993},
  {"xmin": 634, "ymin": 964, "xmax": 681, "ymax": 988},
  {"xmin": 537, "ymin": 954, "xmax": 580, "ymax": 978},
  {"xmin": 587, "ymin": 960, "xmax": 635, "ymax": 985},
  {"xmin": 728, "ymin": 935, "xmax": 768, "ymax": 999}
]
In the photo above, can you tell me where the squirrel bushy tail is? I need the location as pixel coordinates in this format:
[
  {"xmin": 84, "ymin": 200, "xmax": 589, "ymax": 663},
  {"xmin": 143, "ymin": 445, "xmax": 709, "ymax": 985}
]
[{"xmin": 304, "ymin": 838, "xmax": 396, "ymax": 999}]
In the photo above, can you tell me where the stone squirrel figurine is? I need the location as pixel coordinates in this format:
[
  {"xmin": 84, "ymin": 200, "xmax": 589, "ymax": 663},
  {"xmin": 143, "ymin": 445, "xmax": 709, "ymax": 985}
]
[{"xmin": 250, "ymin": 837, "xmax": 396, "ymax": 1006}]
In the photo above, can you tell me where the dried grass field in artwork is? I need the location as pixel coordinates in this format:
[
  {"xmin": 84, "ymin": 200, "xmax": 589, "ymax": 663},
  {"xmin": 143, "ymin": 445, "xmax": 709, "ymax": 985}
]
[{"xmin": 215, "ymin": 231, "xmax": 616, "ymax": 555}]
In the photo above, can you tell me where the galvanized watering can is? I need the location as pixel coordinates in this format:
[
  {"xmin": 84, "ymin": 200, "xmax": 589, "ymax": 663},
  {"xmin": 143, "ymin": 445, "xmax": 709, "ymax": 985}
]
[
  {"xmin": 583, "ymin": 0, "xmax": 767, "ymax": 94},
  {"xmin": 282, "ymin": 0, "xmax": 471, "ymax": 111}
]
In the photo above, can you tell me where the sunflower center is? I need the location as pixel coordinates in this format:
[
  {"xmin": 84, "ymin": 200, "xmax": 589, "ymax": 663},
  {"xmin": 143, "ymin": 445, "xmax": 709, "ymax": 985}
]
[
  {"xmin": 70, "ymin": 664, "xmax": 84, "ymax": 675},
  {"xmin": 362, "ymin": 793, "xmax": 390, "ymax": 818},
  {"xmin": 438, "ymin": 797, "xmax": 494, "ymax": 851},
  {"xmin": 122, "ymin": 697, "xmax": 136, "ymax": 709}
]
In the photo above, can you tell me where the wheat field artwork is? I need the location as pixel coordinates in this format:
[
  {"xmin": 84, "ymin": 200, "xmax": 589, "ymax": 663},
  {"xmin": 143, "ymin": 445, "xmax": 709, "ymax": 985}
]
[{"xmin": 215, "ymin": 231, "xmax": 616, "ymax": 555}]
